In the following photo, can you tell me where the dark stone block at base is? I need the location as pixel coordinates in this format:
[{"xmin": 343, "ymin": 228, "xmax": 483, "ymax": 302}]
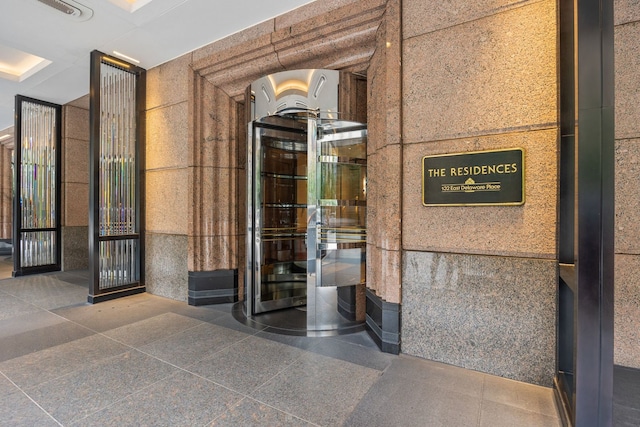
[
  {"xmin": 188, "ymin": 269, "xmax": 238, "ymax": 306},
  {"xmin": 337, "ymin": 285, "xmax": 357, "ymax": 321},
  {"xmin": 365, "ymin": 287, "xmax": 401, "ymax": 354},
  {"xmin": 88, "ymin": 286, "xmax": 145, "ymax": 304}
]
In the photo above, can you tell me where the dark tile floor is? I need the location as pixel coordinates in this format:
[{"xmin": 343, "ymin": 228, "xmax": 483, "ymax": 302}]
[{"xmin": 0, "ymin": 259, "xmax": 566, "ymax": 426}]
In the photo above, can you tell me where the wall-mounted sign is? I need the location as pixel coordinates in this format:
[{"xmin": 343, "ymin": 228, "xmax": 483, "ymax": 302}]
[{"xmin": 422, "ymin": 148, "xmax": 525, "ymax": 206}]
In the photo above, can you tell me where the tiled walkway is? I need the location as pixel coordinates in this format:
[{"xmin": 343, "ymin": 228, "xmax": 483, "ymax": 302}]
[{"xmin": 0, "ymin": 263, "xmax": 563, "ymax": 426}]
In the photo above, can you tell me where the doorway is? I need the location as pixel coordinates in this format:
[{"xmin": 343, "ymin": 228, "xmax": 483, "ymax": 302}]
[{"xmin": 245, "ymin": 69, "xmax": 367, "ymax": 333}]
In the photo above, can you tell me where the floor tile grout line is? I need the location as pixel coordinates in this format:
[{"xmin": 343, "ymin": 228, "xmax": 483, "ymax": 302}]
[
  {"xmin": 66, "ymin": 364, "xmax": 248, "ymax": 426},
  {"xmin": 69, "ymin": 336, "xmax": 319, "ymax": 426},
  {"xmin": 207, "ymin": 395, "xmax": 323, "ymax": 427},
  {"xmin": 0, "ymin": 276, "xmax": 88, "ymax": 312},
  {"xmin": 0, "ymin": 370, "xmax": 64, "ymax": 426},
  {"xmin": 247, "ymin": 341, "xmax": 373, "ymax": 399}
]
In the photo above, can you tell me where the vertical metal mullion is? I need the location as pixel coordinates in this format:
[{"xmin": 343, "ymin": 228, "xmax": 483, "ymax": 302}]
[
  {"xmin": 306, "ymin": 117, "xmax": 317, "ymax": 330},
  {"xmin": 253, "ymin": 126, "xmax": 263, "ymax": 312},
  {"xmin": 89, "ymin": 51, "xmax": 102, "ymax": 296},
  {"xmin": 136, "ymin": 62, "xmax": 145, "ymax": 285},
  {"xmin": 13, "ymin": 97, "xmax": 23, "ymax": 273},
  {"xmin": 572, "ymin": 0, "xmax": 614, "ymax": 425},
  {"xmin": 246, "ymin": 122, "xmax": 254, "ymax": 316}
]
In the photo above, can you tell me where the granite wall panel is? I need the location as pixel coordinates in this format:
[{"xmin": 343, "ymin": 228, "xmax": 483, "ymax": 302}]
[
  {"xmin": 145, "ymin": 232, "xmax": 189, "ymax": 302},
  {"xmin": 615, "ymin": 254, "xmax": 640, "ymax": 369},
  {"xmin": 403, "ymin": 129, "xmax": 557, "ymax": 258},
  {"xmin": 147, "ymin": 53, "xmax": 192, "ymax": 110},
  {"xmin": 146, "ymin": 169, "xmax": 188, "ymax": 235},
  {"xmin": 62, "ymin": 226, "xmax": 88, "ymax": 270},
  {"xmin": 615, "ymin": 21, "xmax": 640, "ymax": 140},
  {"xmin": 402, "ymin": 251, "xmax": 556, "ymax": 386},
  {"xmin": 64, "ymin": 105, "xmax": 89, "ymax": 142},
  {"xmin": 146, "ymin": 102, "xmax": 189, "ymax": 170},
  {"xmin": 0, "ymin": 146, "xmax": 11, "ymax": 239},
  {"xmin": 63, "ymin": 182, "xmax": 89, "ymax": 228},
  {"xmin": 61, "ymin": 100, "xmax": 89, "ymax": 273},
  {"xmin": 63, "ymin": 138, "xmax": 89, "ymax": 185},
  {"xmin": 615, "ymin": 12, "xmax": 640, "ymax": 371},
  {"xmin": 403, "ymin": 0, "xmax": 557, "ymax": 143},
  {"xmin": 403, "ymin": 0, "xmax": 541, "ymax": 39},
  {"xmin": 615, "ymin": 138, "xmax": 640, "ymax": 255},
  {"xmin": 614, "ymin": 0, "xmax": 640, "ymax": 26}
]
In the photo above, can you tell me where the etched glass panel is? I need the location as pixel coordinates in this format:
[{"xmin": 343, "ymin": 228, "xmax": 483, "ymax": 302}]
[
  {"xmin": 98, "ymin": 62, "xmax": 138, "ymax": 289},
  {"xmin": 99, "ymin": 63, "xmax": 136, "ymax": 237},
  {"xmin": 20, "ymin": 231, "xmax": 55, "ymax": 267},
  {"xmin": 99, "ymin": 239, "xmax": 137, "ymax": 289},
  {"xmin": 19, "ymin": 101, "xmax": 57, "ymax": 267}
]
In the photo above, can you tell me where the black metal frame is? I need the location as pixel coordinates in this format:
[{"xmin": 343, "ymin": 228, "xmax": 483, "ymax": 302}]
[
  {"xmin": 88, "ymin": 50, "xmax": 146, "ymax": 303},
  {"xmin": 12, "ymin": 95, "xmax": 62, "ymax": 276},
  {"xmin": 555, "ymin": 0, "xmax": 614, "ymax": 425}
]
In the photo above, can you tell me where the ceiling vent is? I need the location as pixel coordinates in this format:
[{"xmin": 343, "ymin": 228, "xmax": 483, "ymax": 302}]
[{"xmin": 35, "ymin": 0, "xmax": 93, "ymax": 21}]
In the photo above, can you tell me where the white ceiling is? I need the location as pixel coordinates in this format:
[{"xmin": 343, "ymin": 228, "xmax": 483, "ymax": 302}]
[{"xmin": 0, "ymin": 0, "xmax": 315, "ymax": 132}]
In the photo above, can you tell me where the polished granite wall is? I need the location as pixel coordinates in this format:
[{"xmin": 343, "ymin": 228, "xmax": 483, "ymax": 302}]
[
  {"xmin": 402, "ymin": 252, "xmax": 556, "ymax": 385},
  {"xmin": 400, "ymin": 0, "xmax": 558, "ymax": 385},
  {"xmin": 0, "ymin": 145, "xmax": 11, "ymax": 239},
  {"xmin": 366, "ymin": 0, "xmax": 402, "ymax": 305},
  {"xmin": 145, "ymin": 53, "xmax": 192, "ymax": 301},
  {"xmin": 614, "ymin": 3, "xmax": 640, "ymax": 369},
  {"xmin": 61, "ymin": 96, "xmax": 90, "ymax": 271}
]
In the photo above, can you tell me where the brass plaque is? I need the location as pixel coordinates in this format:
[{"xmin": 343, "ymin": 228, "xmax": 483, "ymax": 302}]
[{"xmin": 422, "ymin": 148, "xmax": 525, "ymax": 206}]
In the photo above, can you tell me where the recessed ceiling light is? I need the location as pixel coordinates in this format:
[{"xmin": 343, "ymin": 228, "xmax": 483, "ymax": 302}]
[
  {"xmin": 0, "ymin": 44, "xmax": 52, "ymax": 82},
  {"xmin": 112, "ymin": 51, "xmax": 140, "ymax": 64},
  {"xmin": 108, "ymin": 0, "xmax": 156, "ymax": 13}
]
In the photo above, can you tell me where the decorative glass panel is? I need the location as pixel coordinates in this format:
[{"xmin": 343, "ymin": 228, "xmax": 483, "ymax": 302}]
[
  {"xmin": 14, "ymin": 96, "xmax": 60, "ymax": 274},
  {"xmin": 99, "ymin": 239, "xmax": 138, "ymax": 289},
  {"xmin": 99, "ymin": 63, "xmax": 137, "ymax": 237},
  {"xmin": 89, "ymin": 50, "xmax": 145, "ymax": 301},
  {"xmin": 20, "ymin": 231, "xmax": 56, "ymax": 267}
]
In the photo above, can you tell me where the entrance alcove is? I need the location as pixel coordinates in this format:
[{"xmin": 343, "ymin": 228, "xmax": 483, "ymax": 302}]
[{"xmin": 187, "ymin": 0, "xmax": 401, "ymax": 348}]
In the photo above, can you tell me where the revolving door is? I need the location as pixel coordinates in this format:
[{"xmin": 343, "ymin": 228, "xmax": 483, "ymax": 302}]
[{"xmin": 245, "ymin": 69, "xmax": 367, "ymax": 332}]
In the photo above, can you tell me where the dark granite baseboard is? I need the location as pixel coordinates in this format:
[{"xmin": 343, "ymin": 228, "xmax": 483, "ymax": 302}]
[
  {"xmin": 614, "ymin": 365, "xmax": 640, "ymax": 426},
  {"xmin": 188, "ymin": 269, "xmax": 238, "ymax": 306},
  {"xmin": 365, "ymin": 287, "xmax": 401, "ymax": 354}
]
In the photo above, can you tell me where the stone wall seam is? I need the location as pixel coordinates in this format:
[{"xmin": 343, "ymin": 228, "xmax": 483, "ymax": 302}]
[
  {"xmin": 403, "ymin": 122, "xmax": 559, "ymax": 145},
  {"xmin": 403, "ymin": 0, "xmax": 548, "ymax": 41},
  {"xmin": 147, "ymin": 98, "xmax": 188, "ymax": 113}
]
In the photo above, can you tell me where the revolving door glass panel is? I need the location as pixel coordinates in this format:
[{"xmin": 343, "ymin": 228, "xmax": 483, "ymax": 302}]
[
  {"xmin": 251, "ymin": 116, "xmax": 309, "ymax": 314},
  {"xmin": 316, "ymin": 126, "xmax": 367, "ymax": 289}
]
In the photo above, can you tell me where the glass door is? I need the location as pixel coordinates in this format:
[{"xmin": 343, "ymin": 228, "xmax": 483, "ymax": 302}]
[
  {"xmin": 308, "ymin": 122, "xmax": 367, "ymax": 328},
  {"xmin": 247, "ymin": 112, "xmax": 367, "ymax": 330},
  {"xmin": 248, "ymin": 114, "xmax": 310, "ymax": 314}
]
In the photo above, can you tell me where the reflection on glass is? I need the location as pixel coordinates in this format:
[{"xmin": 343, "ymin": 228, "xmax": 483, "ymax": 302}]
[
  {"xmin": 99, "ymin": 239, "xmax": 137, "ymax": 290},
  {"xmin": 99, "ymin": 63, "xmax": 136, "ymax": 237},
  {"xmin": 99, "ymin": 61, "xmax": 138, "ymax": 288},
  {"xmin": 20, "ymin": 231, "xmax": 55, "ymax": 267},
  {"xmin": 19, "ymin": 101, "xmax": 57, "ymax": 267},
  {"xmin": 260, "ymin": 134, "xmax": 308, "ymax": 303},
  {"xmin": 317, "ymin": 129, "xmax": 367, "ymax": 287}
]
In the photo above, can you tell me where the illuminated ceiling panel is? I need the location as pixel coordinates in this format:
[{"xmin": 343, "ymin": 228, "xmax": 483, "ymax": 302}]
[
  {"xmin": 0, "ymin": 44, "xmax": 52, "ymax": 83},
  {"xmin": 108, "ymin": 0, "xmax": 156, "ymax": 13}
]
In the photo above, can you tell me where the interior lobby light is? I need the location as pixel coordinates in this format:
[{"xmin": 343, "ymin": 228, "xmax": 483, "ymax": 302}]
[
  {"xmin": 108, "ymin": 0, "xmax": 155, "ymax": 13},
  {"xmin": 0, "ymin": 135, "xmax": 10, "ymax": 141},
  {"xmin": 0, "ymin": 44, "xmax": 52, "ymax": 83},
  {"xmin": 112, "ymin": 51, "xmax": 140, "ymax": 64}
]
